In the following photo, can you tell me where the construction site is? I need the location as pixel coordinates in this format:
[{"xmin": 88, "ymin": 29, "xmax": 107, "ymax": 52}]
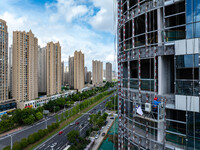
[{"xmin": 117, "ymin": 0, "xmax": 200, "ymax": 149}]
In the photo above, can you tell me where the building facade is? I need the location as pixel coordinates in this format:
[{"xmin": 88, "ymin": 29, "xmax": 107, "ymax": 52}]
[
  {"xmin": 74, "ymin": 51, "xmax": 84, "ymax": 91},
  {"xmin": 38, "ymin": 46, "xmax": 46, "ymax": 93},
  {"xmin": 13, "ymin": 30, "xmax": 38, "ymax": 101},
  {"xmin": 117, "ymin": 0, "xmax": 200, "ymax": 149},
  {"xmin": 87, "ymin": 71, "xmax": 92, "ymax": 84},
  {"xmin": 92, "ymin": 60, "xmax": 103, "ymax": 85},
  {"xmin": 61, "ymin": 61, "xmax": 65, "ymax": 86},
  {"xmin": 64, "ymin": 66, "xmax": 69, "ymax": 85},
  {"xmin": 46, "ymin": 42, "xmax": 61, "ymax": 96},
  {"xmin": 106, "ymin": 62, "xmax": 112, "ymax": 82},
  {"xmin": 85, "ymin": 66, "xmax": 87, "ymax": 83},
  {"xmin": 0, "ymin": 19, "xmax": 8, "ymax": 101},
  {"xmin": 69, "ymin": 56, "xmax": 74, "ymax": 88},
  {"xmin": 8, "ymin": 45, "xmax": 13, "ymax": 98}
]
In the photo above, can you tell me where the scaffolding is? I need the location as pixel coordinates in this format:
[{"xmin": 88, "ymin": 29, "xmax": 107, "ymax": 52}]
[{"xmin": 117, "ymin": 0, "xmax": 200, "ymax": 149}]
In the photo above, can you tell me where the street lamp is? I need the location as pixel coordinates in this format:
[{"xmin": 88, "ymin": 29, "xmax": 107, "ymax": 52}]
[{"xmin": 8, "ymin": 134, "xmax": 12, "ymax": 149}]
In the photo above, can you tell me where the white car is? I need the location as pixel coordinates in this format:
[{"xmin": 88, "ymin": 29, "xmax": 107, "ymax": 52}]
[
  {"xmin": 50, "ymin": 142, "xmax": 57, "ymax": 148},
  {"xmin": 107, "ymin": 125, "xmax": 110, "ymax": 129},
  {"xmin": 95, "ymin": 135, "xmax": 99, "ymax": 139},
  {"xmin": 70, "ymin": 123, "xmax": 74, "ymax": 126}
]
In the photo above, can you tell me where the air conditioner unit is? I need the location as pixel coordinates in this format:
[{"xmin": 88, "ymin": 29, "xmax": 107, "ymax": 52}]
[{"xmin": 145, "ymin": 103, "xmax": 151, "ymax": 112}]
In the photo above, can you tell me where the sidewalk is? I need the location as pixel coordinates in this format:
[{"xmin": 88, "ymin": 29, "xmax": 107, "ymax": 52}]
[{"xmin": 92, "ymin": 115, "xmax": 115, "ymax": 150}]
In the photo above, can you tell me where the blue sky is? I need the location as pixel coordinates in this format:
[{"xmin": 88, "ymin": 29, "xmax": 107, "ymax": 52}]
[{"xmin": 0, "ymin": 0, "xmax": 117, "ymax": 71}]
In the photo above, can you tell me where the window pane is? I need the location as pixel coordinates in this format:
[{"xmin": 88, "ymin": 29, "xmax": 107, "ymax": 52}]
[
  {"xmin": 186, "ymin": 0, "xmax": 193, "ymax": 23},
  {"xmin": 187, "ymin": 24, "xmax": 193, "ymax": 39}
]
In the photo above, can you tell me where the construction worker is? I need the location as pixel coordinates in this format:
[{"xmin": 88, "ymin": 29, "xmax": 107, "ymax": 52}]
[{"xmin": 152, "ymin": 97, "xmax": 161, "ymax": 110}]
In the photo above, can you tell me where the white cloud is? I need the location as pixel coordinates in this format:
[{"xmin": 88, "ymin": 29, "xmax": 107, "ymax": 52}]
[
  {"xmin": 47, "ymin": 0, "xmax": 89, "ymax": 23},
  {"xmin": 0, "ymin": 0, "xmax": 116, "ymax": 71},
  {"xmin": 89, "ymin": 0, "xmax": 117, "ymax": 33}
]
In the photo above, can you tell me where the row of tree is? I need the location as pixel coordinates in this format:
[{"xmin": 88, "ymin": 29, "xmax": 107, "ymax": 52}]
[
  {"xmin": 105, "ymin": 95, "xmax": 118, "ymax": 110},
  {"xmin": 0, "ymin": 107, "xmax": 44, "ymax": 133},
  {"xmin": 3, "ymin": 122, "xmax": 59, "ymax": 150},
  {"xmin": 89, "ymin": 112, "xmax": 108, "ymax": 128}
]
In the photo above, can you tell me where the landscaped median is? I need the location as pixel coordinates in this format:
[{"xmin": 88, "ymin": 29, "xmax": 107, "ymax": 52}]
[{"xmin": 2, "ymin": 89, "xmax": 116, "ymax": 150}]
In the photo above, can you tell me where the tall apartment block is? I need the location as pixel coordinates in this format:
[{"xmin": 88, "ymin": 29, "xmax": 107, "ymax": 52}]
[
  {"xmin": 0, "ymin": 19, "xmax": 8, "ymax": 101},
  {"xmin": 117, "ymin": 0, "xmax": 200, "ymax": 149},
  {"xmin": 64, "ymin": 66, "xmax": 69, "ymax": 85},
  {"xmin": 69, "ymin": 56, "xmax": 74, "ymax": 88},
  {"xmin": 38, "ymin": 46, "xmax": 46, "ymax": 93},
  {"xmin": 74, "ymin": 51, "xmax": 84, "ymax": 91},
  {"xmin": 87, "ymin": 71, "xmax": 92, "ymax": 84},
  {"xmin": 106, "ymin": 62, "xmax": 112, "ymax": 82},
  {"xmin": 85, "ymin": 67, "xmax": 87, "ymax": 83},
  {"xmin": 13, "ymin": 30, "xmax": 38, "ymax": 101},
  {"xmin": 61, "ymin": 61, "xmax": 65, "ymax": 86},
  {"xmin": 8, "ymin": 45, "xmax": 13, "ymax": 98},
  {"xmin": 92, "ymin": 60, "xmax": 103, "ymax": 85},
  {"xmin": 46, "ymin": 42, "xmax": 61, "ymax": 96}
]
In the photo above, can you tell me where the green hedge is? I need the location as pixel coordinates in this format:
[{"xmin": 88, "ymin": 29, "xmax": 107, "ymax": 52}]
[{"xmin": 3, "ymin": 122, "xmax": 59, "ymax": 150}]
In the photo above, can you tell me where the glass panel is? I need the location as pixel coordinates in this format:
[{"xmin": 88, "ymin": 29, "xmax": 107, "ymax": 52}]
[
  {"xmin": 194, "ymin": 22, "xmax": 200, "ymax": 38},
  {"xmin": 123, "ymin": 78, "xmax": 128, "ymax": 88},
  {"xmin": 186, "ymin": 0, "xmax": 193, "ymax": 24},
  {"xmin": 187, "ymin": 24, "xmax": 193, "ymax": 39},
  {"xmin": 130, "ymin": 78, "xmax": 138, "ymax": 89},
  {"xmin": 176, "ymin": 80, "xmax": 199, "ymax": 96},
  {"xmin": 176, "ymin": 55, "xmax": 193, "ymax": 68},
  {"xmin": 141, "ymin": 79, "xmax": 154, "ymax": 91}
]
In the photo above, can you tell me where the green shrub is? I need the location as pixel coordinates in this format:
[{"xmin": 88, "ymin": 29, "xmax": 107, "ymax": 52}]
[
  {"xmin": 12, "ymin": 141, "xmax": 22, "ymax": 150},
  {"xmin": 2, "ymin": 146, "xmax": 11, "ymax": 150},
  {"xmin": 28, "ymin": 134, "xmax": 35, "ymax": 144},
  {"xmin": 20, "ymin": 138, "xmax": 28, "ymax": 149}
]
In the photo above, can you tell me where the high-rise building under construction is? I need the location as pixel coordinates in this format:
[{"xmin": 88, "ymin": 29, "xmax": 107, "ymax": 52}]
[{"xmin": 117, "ymin": 0, "xmax": 200, "ymax": 149}]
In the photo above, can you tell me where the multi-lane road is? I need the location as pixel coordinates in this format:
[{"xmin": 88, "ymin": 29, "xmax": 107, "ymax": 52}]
[
  {"xmin": 34, "ymin": 93, "xmax": 115, "ymax": 150},
  {"xmin": 0, "ymin": 88, "xmax": 116, "ymax": 150}
]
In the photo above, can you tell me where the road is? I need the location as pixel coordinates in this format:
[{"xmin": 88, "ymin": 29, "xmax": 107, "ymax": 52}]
[
  {"xmin": 34, "ymin": 93, "xmax": 115, "ymax": 150},
  {"xmin": 0, "ymin": 88, "xmax": 115, "ymax": 150}
]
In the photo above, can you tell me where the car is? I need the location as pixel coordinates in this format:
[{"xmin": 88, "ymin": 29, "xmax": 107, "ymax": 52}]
[
  {"xmin": 70, "ymin": 123, "xmax": 74, "ymax": 126},
  {"xmin": 102, "ymin": 132, "xmax": 105, "ymax": 136},
  {"xmin": 95, "ymin": 134, "xmax": 99, "ymax": 139},
  {"xmin": 110, "ymin": 117, "xmax": 114, "ymax": 119},
  {"xmin": 58, "ymin": 131, "xmax": 63, "ymax": 135},
  {"xmin": 101, "ymin": 126, "xmax": 105, "ymax": 129},
  {"xmin": 107, "ymin": 125, "xmax": 110, "ymax": 129},
  {"xmin": 75, "ymin": 122, "xmax": 79, "ymax": 125},
  {"xmin": 50, "ymin": 143, "xmax": 57, "ymax": 148}
]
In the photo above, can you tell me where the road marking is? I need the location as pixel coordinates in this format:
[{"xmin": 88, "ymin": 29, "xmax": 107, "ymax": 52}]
[
  {"xmin": 44, "ymin": 145, "xmax": 49, "ymax": 150},
  {"xmin": 38, "ymin": 144, "xmax": 46, "ymax": 149}
]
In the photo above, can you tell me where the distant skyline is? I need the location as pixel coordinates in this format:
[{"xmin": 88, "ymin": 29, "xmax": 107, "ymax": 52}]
[{"xmin": 0, "ymin": 0, "xmax": 117, "ymax": 71}]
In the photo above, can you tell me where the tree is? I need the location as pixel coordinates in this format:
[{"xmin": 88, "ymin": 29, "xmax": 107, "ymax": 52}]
[
  {"xmin": 28, "ymin": 134, "xmax": 35, "ymax": 144},
  {"xmin": 12, "ymin": 141, "xmax": 22, "ymax": 150},
  {"xmin": 20, "ymin": 138, "xmax": 28, "ymax": 149},
  {"xmin": 1, "ymin": 114, "xmax": 9, "ymax": 121},
  {"xmin": 23, "ymin": 115, "xmax": 35, "ymax": 125},
  {"xmin": 55, "ymin": 114, "xmax": 59, "ymax": 123},
  {"xmin": 97, "ymin": 117, "xmax": 104, "ymax": 128},
  {"xmin": 35, "ymin": 112, "xmax": 43, "ymax": 120},
  {"xmin": 2, "ymin": 146, "xmax": 11, "ymax": 150},
  {"xmin": 67, "ymin": 130, "xmax": 80, "ymax": 144}
]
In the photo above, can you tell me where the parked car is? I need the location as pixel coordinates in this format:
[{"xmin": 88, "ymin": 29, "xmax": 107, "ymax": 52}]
[
  {"xmin": 75, "ymin": 122, "xmax": 79, "ymax": 125},
  {"xmin": 58, "ymin": 131, "xmax": 63, "ymax": 135},
  {"xmin": 95, "ymin": 134, "xmax": 99, "ymax": 139},
  {"xmin": 102, "ymin": 132, "xmax": 105, "ymax": 136},
  {"xmin": 110, "ymin": 117, "xmax": 114, "ymax": 119},
  {"xmin": 70, "ymin": 123, "xmax": 74, "ymax": 126}
]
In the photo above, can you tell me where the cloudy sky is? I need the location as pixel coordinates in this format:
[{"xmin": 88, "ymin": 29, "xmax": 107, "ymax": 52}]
[{"xmin": 0, "ymin": 0, "xmax": 117, "ymax": 71}]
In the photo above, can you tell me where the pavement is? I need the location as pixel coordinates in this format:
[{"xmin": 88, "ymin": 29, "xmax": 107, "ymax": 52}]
[
  {"xmin": 34, "ymin": 93, "xmax": 115, "ymax": 150},
  {"xmin": 91, "ymin": 114, "xmax": 115, "ymax": 150},
  {"xmin": 0, "ymin": 88, "xmax": 116, "ymax": 150}
]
